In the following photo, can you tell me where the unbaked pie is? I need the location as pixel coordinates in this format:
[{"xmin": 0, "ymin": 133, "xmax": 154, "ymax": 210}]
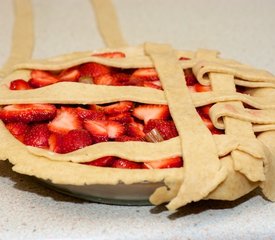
[{"xmin": 0, "ymin": 43, "xmax": 274, "ymax": 210}]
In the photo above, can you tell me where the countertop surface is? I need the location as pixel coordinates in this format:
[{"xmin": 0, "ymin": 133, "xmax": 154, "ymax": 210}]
[{"xmin": 0, "ymin": 0, "xmax": 275, "ymax": 239}]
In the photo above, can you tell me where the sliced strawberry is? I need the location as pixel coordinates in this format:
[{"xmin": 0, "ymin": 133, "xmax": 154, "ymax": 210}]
[
  {"xmin": 60, "ymin": 129, "xmax": 93, "ymax": 153},
  {"xmin": 9, "ymin": 79, "xmax": 32, "ymax": 90},
  {"xmin": 84, "ymin": 120, "xmax": 125, "ymax": 139},
  {"xmin": 132, "ymin": 104, "xmax": 170, "ymax": 123},
  {"xmin": 184, "ymin": 69, "xmax": 197, "ymax": 86},
  {"xmin": 84, "ymin": 120, "xmax": 108, "ymax": 143},
  {"xmin": 112, "ymin": 72, "xmax": 131, "ymax": 85},
  {"xmin": 144, "ymin": 119, "xmax": 178, "ymax": 140},
  {"xmin": 58, "ymin": 67, "xmax": 80, "ymax": 82},
  {"xmin": 112, "ymin": 158, "xmax": 142, "ymax": 169},
  {"xmin": 143, "ymin": 80, "xmax": 162, "ymax": 90},
  {"xmin": 0, "ymin": 104, "xmax": 56, "ymax": 123},
  {"xmin": 116, "ymin": 135, "xmax": 142, "ymax": 142},
  {"xmin": 130, "ymin": 68, "xmax": 159, "ymax": 82},
  {"xmin": 127, "ymin": 122, "xmax": 145, "ymax": 138},
  {"xmin": 143, "ymin": 157, "xmax": 183, "ymax": 169},
  {"xmin": 29, "ymin": 70, "xmax": 59, "ymax": 88},
  {"xmin": 102, "ymin": 101, "xmax": 133, "ymax": 115},
  {"xmin": 108, "ymin": 112, "xmax": 133, "ymax": 123},
  {"xmin": 92, "ymin": 51, "xmax": 126, "ymax": 58},
  {"xmin": 48, "ymin": 133, "xmax": 63, "ymax": 153},
  {"xmin": 79, "ymin": 62, "xmax": 111, "ymax": 78},
  {"xmin": 48, "ymin": 107, "xmax": 81, "ymax": 134},
  {"xmin": 84, "ymin": 156, "xmax": 116, "ymax": 167},
  {"xmin": 24, "ymin": 123, "xmax": 51, "ymax": 148},
  {"xmin": 5, "ymin": 122, "xmax": 29, "ymax": 142},
  {"xmin": 196, "ymin": 104, "xmax": 212, "ymax": 117},
  {"xmin": 106, "ymin": 121, "xmax": 125, "ymax": 138},
  {"xmin": 194, "ymin": 83, "xmax": 211, "ymax": 92},
  {"xmin": 93, "ymin": 74, "xmax": 120, "ymax": 86},
  {"xmin": 76, "ymin": 107, "xmax": 105, "ymax": 120}
]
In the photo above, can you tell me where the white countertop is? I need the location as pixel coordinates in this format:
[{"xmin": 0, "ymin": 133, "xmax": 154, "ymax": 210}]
[{"xmin": 0, "ymin": 0, "xmax": 275, "ymax": 239}]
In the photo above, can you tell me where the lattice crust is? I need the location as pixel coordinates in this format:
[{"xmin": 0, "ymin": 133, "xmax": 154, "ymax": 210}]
[{"xmin": 0, "ymin": 43, "xmax": 275, "ymax": 210}]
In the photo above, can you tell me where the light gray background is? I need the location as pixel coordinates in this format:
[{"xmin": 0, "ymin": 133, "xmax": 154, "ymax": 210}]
[{"xmin": 0, "ymin": 0, "xmax": 275, "ymax": 239}]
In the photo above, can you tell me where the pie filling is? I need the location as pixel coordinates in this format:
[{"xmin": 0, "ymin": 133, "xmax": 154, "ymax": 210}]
[{"xmin": 1, "ymin": 51, "xmax": 226, "ymax": 169}]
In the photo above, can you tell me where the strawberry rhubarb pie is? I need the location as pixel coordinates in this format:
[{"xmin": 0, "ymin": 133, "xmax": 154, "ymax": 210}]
[{"xmin": 0, "ymin": 43, "xmax": 274, "ymax": 210}]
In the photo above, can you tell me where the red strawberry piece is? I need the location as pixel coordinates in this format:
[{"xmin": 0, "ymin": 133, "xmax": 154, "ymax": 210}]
[
  {"xmin": 211, "ymin": 128, "xmax": 224, "ymax": 135},
  {"xmin": 116, "ymin": 135, "xmax": 142, "ymax": 142},
  {"xmin": 9, "ymin": 79, "xmax": 32, "ymax": 90},
  {"xmin": 184, "ymin": 69, "xmax": 197, "ymax": 86},
  {"xmin": 143, "ymin": 80, "xmax": 162, "ymax": 90},
  {"xmin": 93, "ymin": 74, "xmax": 121, "ymax": 86},
  {"xmin": 84, "ymin": 156, "xmax": 116, "ymax": 167},
  {"xmin": 194, "ymin": 83, "xmax": 212, "ymax": 92},
  {"xmin": 76, "ymin": 107, "xmax": 105, "ymax": 120},
  {"xmin": 5, "ymin": 122, "xmax": 29, "ymax": 142},
  {"xmin": 59, "ymin": 129, "xmax": 93, "ymax": 153},
  {"xmin": 112, "ymin": 158, "xmax": 142, "ymax": 169},
  {"xmin": 89, "ymin": 104, "xmax": 104, "ymax": 111},
  {"xmin": 58, "ymin": 67, "xmax": 80, "ymax": 82},
  {"xmin": 24, "ymin": 123, "xmax": 51, "ymax": 148},
  {"xmin": 179, "ymin": 57, "xmax": 190, "ymax": 61},
  {"xmin": 127, "ymin": 122, "xmax": 145, "ymax": 138},
  {"xmin": 132, "ymin": 104, "xmax": 170, "ymax": 123},
  {"xmin": 84, "ymin": 119, "xmax": 108, "ymax": 143},
  {"xmin": 196, "ymin": 104, "xmax": 212, "ymax": 117},
  {"xmin": 29, "ymin": 70, "xmax": 59, "ymax": 88},
  {"xmin": 199, "ymin": 114, "xmax": 223, "ymax": 134},
  {"xmin": 200, "ymin": 115, "xmax": 214, "ymax": 130},
  {"xmin": 102, "ymin": 101, "xmax": 133, "ymax": 115},
  {"xmin": 144, "ymin": 119, "xmax": 178, "ymax": 140},
  {"xmin": 48, "ymin": 107, "xmax": 81, "ymax": 134},
  {"xmin": 130, "ymin": 68, "xmax": 159, "ymax": 82},
  {"xmin": 143, "ymin": 157, "xmax": 183, "ymax": 169},
  {"xmin": 79, "ymin": 62, "xmax": 111, "ymax": 78},
  {"xmin": 108, "ymin": 112, "xmax": 133, "ymax": 123},
  {"xmin": 112, "ymin": 72, "xmax": 131, "ymax": 85},
  {"xmin": 0, "ymin": 104, "xmax": 56, "ymax": 123},
  {"xmin": 84, "ymin": 120, "xmax": 125, "ymax": 139},
  {"xmin": 106, "ymin": 121, "xmax": 125, "ymax": 138},
  {"xmin": 48, "ymin": 133, "xmax": 63, "ymax": 153},
  {"xmin": 92, "ymin": 51, "xmax": 126, "ymax": 58}
]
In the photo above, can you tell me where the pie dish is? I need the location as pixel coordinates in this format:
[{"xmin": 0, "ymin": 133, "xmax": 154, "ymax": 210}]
[{"xmin": 0, "ymin": 43, "xmax": 274, "ymax": 210}]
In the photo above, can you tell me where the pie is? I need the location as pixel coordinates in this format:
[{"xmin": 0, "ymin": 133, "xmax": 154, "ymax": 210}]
[{"xmin": 0, "ymin": 43, "xmax": 274, "ymax": 210}]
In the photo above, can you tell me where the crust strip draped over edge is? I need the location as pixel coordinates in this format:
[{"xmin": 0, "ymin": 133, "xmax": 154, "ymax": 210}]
[{"xmin": 144, "ymin": 43, "xmax": 227, "ymax": 210}]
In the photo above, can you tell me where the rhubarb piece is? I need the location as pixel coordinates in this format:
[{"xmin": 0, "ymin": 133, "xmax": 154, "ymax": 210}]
[{"xmin": 144, "ymin": 119, "xmax": 178, "ymax": 140}]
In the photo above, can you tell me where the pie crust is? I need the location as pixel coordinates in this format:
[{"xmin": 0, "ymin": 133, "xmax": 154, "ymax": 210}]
[{"xmin": 0, "ymin": 43, "xmax": 275, "ymax": 210}]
